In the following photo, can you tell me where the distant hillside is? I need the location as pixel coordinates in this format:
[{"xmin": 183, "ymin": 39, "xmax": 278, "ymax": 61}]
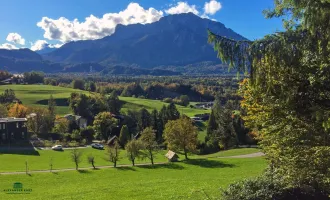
[{"xmin": 44, "ymin": 13, "xmax": 247, "ymax": 69}]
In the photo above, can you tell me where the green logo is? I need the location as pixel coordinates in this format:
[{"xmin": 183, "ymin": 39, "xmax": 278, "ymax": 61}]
[{"xmin": 3, "ymin": 182, "xmax": 32, "ymax": 194}]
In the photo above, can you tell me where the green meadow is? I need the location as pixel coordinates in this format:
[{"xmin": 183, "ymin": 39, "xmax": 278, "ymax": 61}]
[
  {"xmin": 0, "ymin": 148, "xmax": 266, "ymax": 200},
  {"xmin": 0, "ymin": 85, "xmax": 210, "ymax": 117}
]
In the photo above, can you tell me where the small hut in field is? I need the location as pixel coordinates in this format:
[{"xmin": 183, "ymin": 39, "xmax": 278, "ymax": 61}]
[{"xmin": 165, "ymin": 150, "xmax": 179, "ymax": 162}]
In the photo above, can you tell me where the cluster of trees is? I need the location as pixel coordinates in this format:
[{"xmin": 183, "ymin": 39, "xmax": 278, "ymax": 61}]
[
  {"xmin": 70, "ymin": 116, "xmax": 198, "ymax": 170},
  {"xmin": 23, "ymin": 71, "xmax": 44, "ymax": 84},
  {"xmin": 0, "ymin": 89, "xmax": 18, "ymax": 104},
  {"xmin": 209, "ymin": 0, "xmax": 330, "ymax": 199},
  {"xmin": 203, "ymin": 95, "xmax": 252, "ymax": 154}
]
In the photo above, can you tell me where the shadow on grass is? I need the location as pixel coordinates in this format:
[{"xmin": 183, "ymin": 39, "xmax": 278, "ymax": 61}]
[
  {"xmin": 77, "ymin": 169, "xmax": 91, "ymax": 174},
  {"xmin": 0, "ymin": 143, "xmax": 40, "ymax": 156},
  {"xmin": 182, "ymin": 159, "xmax": 235, "ymax": 168},
  {"xmin": 137, "ymin": 163, "xmax": 184, "ymax": 170},
  {"xmin": 116, "ymin": 166, "xmax": 136, "ymax": 171},
  {"xmin": 36, "ymin": 98, "xmax": 69, "ymax": 106}
]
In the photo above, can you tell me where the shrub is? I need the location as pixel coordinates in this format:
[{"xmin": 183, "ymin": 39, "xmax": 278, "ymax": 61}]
[
  {"xmin": 221, "ymin": 174, "xmax": 329, "ymax": 200},
  {"xmin": 163, "ymin": 98, "xmax": 173, "ymax": 103}
]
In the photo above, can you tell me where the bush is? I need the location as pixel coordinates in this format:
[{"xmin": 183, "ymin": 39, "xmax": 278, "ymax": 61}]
[
  {"xmin": 163, "ymin": 98, "xmax": 173, "ymax": 103},
  {"xmin": 68, "ymin": 141, "xmax": 79, "ymax": 147},
  {"xmin": 221, "ymin": 174, "xmax": 329, "ymax": 200}
]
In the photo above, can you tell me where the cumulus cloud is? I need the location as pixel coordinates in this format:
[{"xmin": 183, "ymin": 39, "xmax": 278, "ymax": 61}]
[
  {"xmin": 165, "ymin": 2, "xmax": 199, "ymax": 15},
  {"xmin": 37, "ymin": 3, "xmax": 164, "ymax": 43},
  {"xmin": 204, "ymin": 0, "xmax": 222, "ymax": 15},
  {"xmin": 0, "ymin": 43, "xmax": 18, "ymax": 50},
  {"xmin": 6, "ymin": 33, "xmax": 25, "ymax": 45},
  {"xmin": 30, "ymin": 40, "xmax": 63, "ymax": 51}
]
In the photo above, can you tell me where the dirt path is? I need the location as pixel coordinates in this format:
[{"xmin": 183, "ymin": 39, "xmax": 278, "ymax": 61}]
[
  {"xmin": 217, "ymin": 152, "xmax": 265, "ymax": 158},
  {"xmin": 0, "ymin": 162, "xmax": 167, "ymax": 175}
]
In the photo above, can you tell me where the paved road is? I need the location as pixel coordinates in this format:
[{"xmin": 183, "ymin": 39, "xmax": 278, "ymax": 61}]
[{"xmin": 217, "ymin": 152, "xmax": 265, "ymax": 158}]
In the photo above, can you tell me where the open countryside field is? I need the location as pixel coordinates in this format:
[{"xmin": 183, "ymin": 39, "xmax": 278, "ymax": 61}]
[
  {"xmin": 0, "ymin": 147, "xmax": 260, "ymax": 172},
  {"xmin": 0, "ymin": 85, "xmax": 210, "ymax": 117},
  {"xmin": 0, "ymin": 148, "xmax": 266, "ymax": 200}
]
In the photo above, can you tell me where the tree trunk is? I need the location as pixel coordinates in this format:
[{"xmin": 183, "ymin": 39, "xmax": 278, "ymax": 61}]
[
  {"xmin": 150, "ymin": 151, "xmax": 154, "ymax": 165},
  {"xmin": 114, "ymin": 161, "xmax": 116, "ymax": 168},
  {"xmin": 92, "ymin": 162, "xmax": 95, "ymax": 169},
  {"xmin": 76, "ymin": 163, "xmax": 78, "ymax": 170},
  {"xmin": 132, "ymin": 159, "xmax": 135, "ymax": 166},
  {"xmin": 184, "ymin": 149, "xmax": 188, "ymax": 160}
]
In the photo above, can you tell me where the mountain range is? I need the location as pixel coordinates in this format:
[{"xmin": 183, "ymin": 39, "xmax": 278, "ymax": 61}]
[{"xmin": 0, "ymin": 13, "xmax": 247, "ymax": 75}]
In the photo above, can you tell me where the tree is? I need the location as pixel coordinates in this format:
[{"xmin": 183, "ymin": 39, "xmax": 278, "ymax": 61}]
[
  {"xmin": 48, "ymin": 95, "xmax": 56, "ymax": 116},
  {"xmin": 8, "ymin": 103, "xmax": 27, "ymax": 118},
  {"xmin": 166, "ymin": 103, "xmax": 180, "ymax": 121},
  {"xmin": 71, "ymin": 148, "xmax": 82, "ymax": 170},
  {"xmin": 69, "ymin": 93, "xmax": 92, "ymax": 121},
  {"xmin": 27, "ymin": 107, "xmax": 54, "ymax": 137},
  {"xmin": 0, "ymin": 89, "xmax": 17, "ymax": 104},
  {"xmin": 53, "ymin": 118, "xmax": 70, "ymax": 134},
  {"xmin": 139, "ymin": 127, "xmax": 158, "ymax": 165},
  {"xmin": 151, "ymin": 109, "xmax": 163, "ymax": 142},
  {"xmin": 88, "ymin": 155, "xmax": 96, "ymax": 169},
  {"xmin": 106, "ymin": 141, "xmax": 120, "ymax": 167},
  {"xmin": 107, "ymin": 91, "xmax": 121, "ymax": 115},
  {"xmin": 164, "ymin": 117, "xmax": 198, "ymax": 160},
  {"xmin": 0, "ymin": 104, "xmax": 8, "ymax": 118},
  {"xmin": 23, "ymin": 71, "xmax": 44, "ymax": 84},
  {"xmin": 125, "ymin": 139, "xmax": 143, "ymax": 166},
  {"xmin": 86, "ymin": 81, "xmax": 96, "ymax": 92},
  {"xmin": 80, "ymin": 126, "xmax": 95, "ymax": 143},
  {"xmin": 208, "ymin": 0, "xmax": 330, "ymax": 193},
  {"xmin": 93, "ymin": 112, "xmax": 117, "ymax": 140},
  {"xmin": 138, "ymin": 108, "xmax": 151, "ymax": 131},
  {"xmin": 179, "ymin": 95, "xmax": 190, "ymax": 106},
  {"xmin": 119, "ymin": 125, "xmax": 130, "ymax": 147},
  {"xmin": 72, "ymin": 79, "xmax": 85, "ymax": 90}
]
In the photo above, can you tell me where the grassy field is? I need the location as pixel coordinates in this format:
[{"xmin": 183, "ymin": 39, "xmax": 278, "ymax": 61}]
[
  {"xmin": 0, "ymin": 85, "xmax": 210, "ymax": 117},
  {"xmin": 0, "ymin": 147, "xmax": 260, "ymax": 172},
  {"xmin": 0, "ymin": 150, "xmax": 266, "ymax": 200}
]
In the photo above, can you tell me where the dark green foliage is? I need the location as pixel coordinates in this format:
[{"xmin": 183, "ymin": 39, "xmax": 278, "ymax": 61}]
[
  {"xmin": 121, "ymin": 83, "xmax": 144, "ymax": 97},
  {"xmin": 107, "ymin": 91, "xmax": 121, "ymax": 115},
  {"xmin": 221, "ymin": 173, "xmax": 330, "ymax": 200},
  {"xmin": 23, "ymin": 71, "xmax": 44, "ymax": 84},
  {"xmin": 138, "ymin": 108, "xmax": 151, "ymax": 131},
  {"xmin": 179, "ymin": 95, "xmax": 190, "ymax": 106},
  {"xmin": 85, "ymin": 81, "xmax": 96, "ymax": 92},
  {"xmin": 69, "ymin": 93, "xmax": 92, "ymax": 121},
  {"xmin": 119, "ymin": 125, "xmax": 130, "ymax": 147},
  {"xmin": 80, "ymin": 126, "xmax": 95, "ymax": 143},
  {"xmin": 166, "ymin": 103, "xmax": 180, "ymax": 121},
  {"xmin": 72, "ymin": 79, "xmax": 85, "ymax": 90},
  {"xmin": 0, "ymin": 89, "xmax": 17, "ymax": 104}
]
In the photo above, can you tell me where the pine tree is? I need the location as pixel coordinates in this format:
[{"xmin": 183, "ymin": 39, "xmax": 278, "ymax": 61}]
[{"xmin": 119, "ymin": 125, "xmax": 130, "ymax": 147}]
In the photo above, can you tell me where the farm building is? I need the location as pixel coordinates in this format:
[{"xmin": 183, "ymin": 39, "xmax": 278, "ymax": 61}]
[{"xmin": 165, "ymin": 150, "xmax": 179, "ymax": 162}]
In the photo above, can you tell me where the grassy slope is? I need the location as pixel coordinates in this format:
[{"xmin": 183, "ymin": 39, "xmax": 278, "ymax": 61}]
[
  {"xmin": 0, "ymin": 148, "xmax": 260, "ymax": 172},
  {"xmin": 0, "ymin": 157, "xmax": 266, "ymax": 200},
  {"xmin": 0, "ymin": 85, "xmax": 210, "ymax": 117}
]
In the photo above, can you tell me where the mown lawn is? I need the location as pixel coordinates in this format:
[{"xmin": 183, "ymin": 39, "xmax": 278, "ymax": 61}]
[
  {"xmin": 0, "ymin": 157, "xmax": 267, "ymax": 200},
  {"xmin": 0, "ymin": 85, "xmax": 210, "ymax": 117},
  {"xmin": 0, "ymin": 147, "xmax": 260, "ymax": 172}
]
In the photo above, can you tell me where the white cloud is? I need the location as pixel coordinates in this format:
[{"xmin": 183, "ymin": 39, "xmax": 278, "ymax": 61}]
[
  {"xmin": 165, "ymin": 2, "xmax": 199, "ymax": 15},
  {"xmin": 0, "ymin": 43, "xmax": 18, "ymax": 50},
  {"xmin": 30, "ymin": 40, "xmax": 63, "ymax": 51},
  {"xmin": 204, "ymin": 0, "xmax": 222, "ymax": 15},
  {"xmin": 37, "ymin": 3, "xmax": 164, "ymax": 43},
  {"xmin": 6, "ymin": 33, "xmax": 26, "ymax": 45}
]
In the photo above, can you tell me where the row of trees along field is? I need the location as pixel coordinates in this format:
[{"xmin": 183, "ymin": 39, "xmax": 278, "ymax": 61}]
[{"xmin": 208, "ymin": 0, "xmax": 330, "ymax": 199}]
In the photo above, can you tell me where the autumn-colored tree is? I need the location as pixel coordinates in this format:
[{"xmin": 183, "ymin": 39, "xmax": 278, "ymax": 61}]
[
  {"xmin": 8, "ymin": 103, "xmax": 27, "ymax": 118},
  {"xmin": 164, "ymin": 116, "xmax": 198, "ymax": 160}
]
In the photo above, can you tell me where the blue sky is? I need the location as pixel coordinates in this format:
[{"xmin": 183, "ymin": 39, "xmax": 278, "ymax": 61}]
[{"xmin": 0, "ymin": 0, "xmax": 283, "ymax": 50}]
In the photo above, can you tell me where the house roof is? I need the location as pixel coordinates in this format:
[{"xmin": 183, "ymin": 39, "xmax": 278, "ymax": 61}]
[
  {"xmin": 0, "ymin": 118, "xmax": 27, "ymax": 123},
  {"xmin": 165, "ymin": 150, "xmax": 179, "ymax": 159}
]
